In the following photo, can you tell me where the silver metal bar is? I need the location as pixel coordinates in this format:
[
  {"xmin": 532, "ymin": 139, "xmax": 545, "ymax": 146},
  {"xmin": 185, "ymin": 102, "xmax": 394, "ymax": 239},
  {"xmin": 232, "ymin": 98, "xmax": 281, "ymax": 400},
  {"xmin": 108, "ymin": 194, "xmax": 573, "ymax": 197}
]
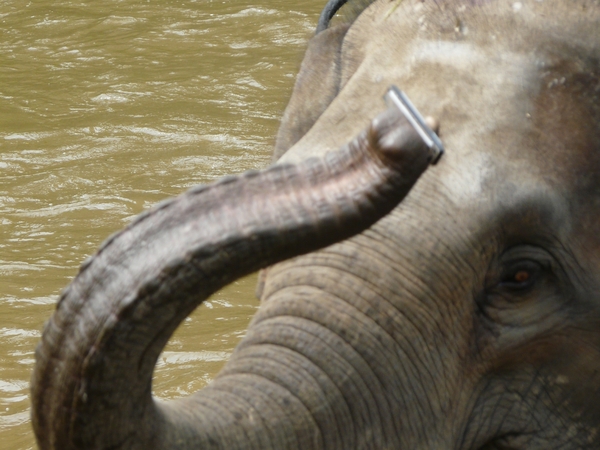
[{"xmin": 384, "ymin": 85, "xmax": 444, "ymax": 164}]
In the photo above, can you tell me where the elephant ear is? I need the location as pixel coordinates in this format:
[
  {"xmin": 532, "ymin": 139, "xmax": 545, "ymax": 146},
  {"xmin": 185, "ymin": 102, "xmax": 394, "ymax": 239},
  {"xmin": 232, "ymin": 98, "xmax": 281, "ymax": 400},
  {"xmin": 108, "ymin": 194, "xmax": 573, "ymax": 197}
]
[
  {"xmin": 272, "ymin": 23, "xmax": 349, "ymax": 162},
  {"xmin": 273, "ymin": 0, "xmax": 377, "ymax": 162}
]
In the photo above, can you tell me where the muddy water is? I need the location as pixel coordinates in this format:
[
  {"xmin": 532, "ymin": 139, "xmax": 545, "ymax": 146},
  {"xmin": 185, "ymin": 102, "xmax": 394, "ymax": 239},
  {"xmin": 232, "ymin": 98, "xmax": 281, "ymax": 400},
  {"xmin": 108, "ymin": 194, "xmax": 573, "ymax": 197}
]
[{"xmin": 0, "ymin": 1, "xmax": 324, "ymax": 447}]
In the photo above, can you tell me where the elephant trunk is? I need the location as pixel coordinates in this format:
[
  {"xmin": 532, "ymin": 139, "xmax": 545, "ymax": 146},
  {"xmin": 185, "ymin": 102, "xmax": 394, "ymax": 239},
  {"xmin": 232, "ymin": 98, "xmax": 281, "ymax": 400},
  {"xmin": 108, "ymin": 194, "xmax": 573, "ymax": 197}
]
[{"xmin": 31, "ymin": 107, "xmax": 432, "ymax": 449}]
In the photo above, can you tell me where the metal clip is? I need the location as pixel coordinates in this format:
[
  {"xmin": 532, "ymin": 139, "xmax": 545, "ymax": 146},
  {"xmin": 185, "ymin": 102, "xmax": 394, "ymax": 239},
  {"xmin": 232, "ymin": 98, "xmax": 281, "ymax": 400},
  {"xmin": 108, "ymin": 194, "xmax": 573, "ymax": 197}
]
[{"xmin": 384, "ymin": 85, "xmax": 444, "ymax": 164}]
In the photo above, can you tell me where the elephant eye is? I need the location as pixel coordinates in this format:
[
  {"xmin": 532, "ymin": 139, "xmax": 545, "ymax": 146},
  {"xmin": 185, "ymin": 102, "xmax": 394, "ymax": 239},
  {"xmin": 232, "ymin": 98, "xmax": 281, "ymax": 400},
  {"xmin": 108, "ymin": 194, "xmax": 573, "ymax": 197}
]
[
  {"xmin": 513, "ymin": 270, "xmax": 530, "ymax": 283},
  {"xmin": 499, "ymin": 260, "xmax": 542, "ymax": 291}
]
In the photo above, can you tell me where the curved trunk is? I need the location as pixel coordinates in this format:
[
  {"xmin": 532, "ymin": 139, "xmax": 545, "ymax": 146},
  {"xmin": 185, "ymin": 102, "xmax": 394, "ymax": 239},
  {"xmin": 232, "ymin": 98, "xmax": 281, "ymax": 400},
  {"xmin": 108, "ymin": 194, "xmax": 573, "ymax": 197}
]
[{"xmin": 31, "ymin": 108, "xmax": 432, "ymax": 449}]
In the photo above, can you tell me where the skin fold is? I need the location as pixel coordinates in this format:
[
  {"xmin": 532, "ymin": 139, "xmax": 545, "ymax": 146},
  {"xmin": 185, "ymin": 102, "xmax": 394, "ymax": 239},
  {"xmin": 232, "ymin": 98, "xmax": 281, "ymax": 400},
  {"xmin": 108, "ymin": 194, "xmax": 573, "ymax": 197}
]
[{"xmin": 31, "ymin": 0, "xmax": 600, "ymax": 449}]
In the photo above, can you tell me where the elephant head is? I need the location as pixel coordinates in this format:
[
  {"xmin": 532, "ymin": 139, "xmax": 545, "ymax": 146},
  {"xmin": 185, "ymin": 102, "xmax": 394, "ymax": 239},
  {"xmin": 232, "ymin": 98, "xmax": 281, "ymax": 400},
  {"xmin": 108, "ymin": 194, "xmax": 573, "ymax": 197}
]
[{"xmin": 32, "ymin": 0, "xmax": 600, "ymax": 449}]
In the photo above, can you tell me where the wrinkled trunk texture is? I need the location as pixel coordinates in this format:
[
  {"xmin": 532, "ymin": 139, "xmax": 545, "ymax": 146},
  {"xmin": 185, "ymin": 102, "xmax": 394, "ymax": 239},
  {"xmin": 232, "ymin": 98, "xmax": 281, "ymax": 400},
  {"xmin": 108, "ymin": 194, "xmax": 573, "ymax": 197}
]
[{"xmin": 31, "ymin": 108, "xmax": 432, "ymax": 449}]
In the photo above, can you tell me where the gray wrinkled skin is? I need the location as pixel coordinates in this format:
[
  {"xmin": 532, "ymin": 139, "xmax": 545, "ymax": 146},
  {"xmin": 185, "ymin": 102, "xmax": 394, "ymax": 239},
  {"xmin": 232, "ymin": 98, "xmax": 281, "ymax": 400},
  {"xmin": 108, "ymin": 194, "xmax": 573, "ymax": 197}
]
[
  {"xmin": 32, "ymin": 0, "xmax": 600, "ymax": 449},
  {"xmin": 276, "ymin": 0, "xmax": 600, "ymax": 448}
]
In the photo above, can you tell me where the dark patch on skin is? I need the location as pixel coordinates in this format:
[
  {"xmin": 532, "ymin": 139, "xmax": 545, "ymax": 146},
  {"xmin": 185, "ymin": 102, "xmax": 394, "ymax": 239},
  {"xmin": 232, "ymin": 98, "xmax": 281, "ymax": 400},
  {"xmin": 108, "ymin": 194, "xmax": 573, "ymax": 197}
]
[
  {"xmin": 529, "ymin": 49, "xmax": 600, "ymax": 271},
  {"xmin": 533, "ymin": 55, "xmax": 600, "ymax": 189}
]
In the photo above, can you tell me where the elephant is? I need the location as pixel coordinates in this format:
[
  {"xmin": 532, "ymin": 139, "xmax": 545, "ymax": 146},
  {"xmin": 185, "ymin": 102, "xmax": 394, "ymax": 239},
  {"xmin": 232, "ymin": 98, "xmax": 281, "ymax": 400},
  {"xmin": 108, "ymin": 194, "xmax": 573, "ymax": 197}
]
[{"xmin": 31, "ymin": 0, "xmax": 600, "ymax": 449}]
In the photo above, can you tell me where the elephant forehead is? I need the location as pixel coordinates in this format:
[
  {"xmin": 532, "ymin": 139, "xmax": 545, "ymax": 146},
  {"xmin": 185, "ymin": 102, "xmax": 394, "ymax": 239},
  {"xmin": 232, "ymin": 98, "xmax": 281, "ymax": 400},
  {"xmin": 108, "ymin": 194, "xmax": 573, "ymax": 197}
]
[{"xmin": 283, "ymin": 0, "xmax": 599, "ymax": 210}]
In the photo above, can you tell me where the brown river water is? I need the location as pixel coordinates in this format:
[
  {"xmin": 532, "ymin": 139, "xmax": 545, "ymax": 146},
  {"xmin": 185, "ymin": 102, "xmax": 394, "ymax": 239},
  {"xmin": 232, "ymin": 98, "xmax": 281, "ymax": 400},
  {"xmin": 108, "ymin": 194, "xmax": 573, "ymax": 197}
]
[{"xmin": 0, "ymin": 1, "xmax": 326, "ymax": 447}]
